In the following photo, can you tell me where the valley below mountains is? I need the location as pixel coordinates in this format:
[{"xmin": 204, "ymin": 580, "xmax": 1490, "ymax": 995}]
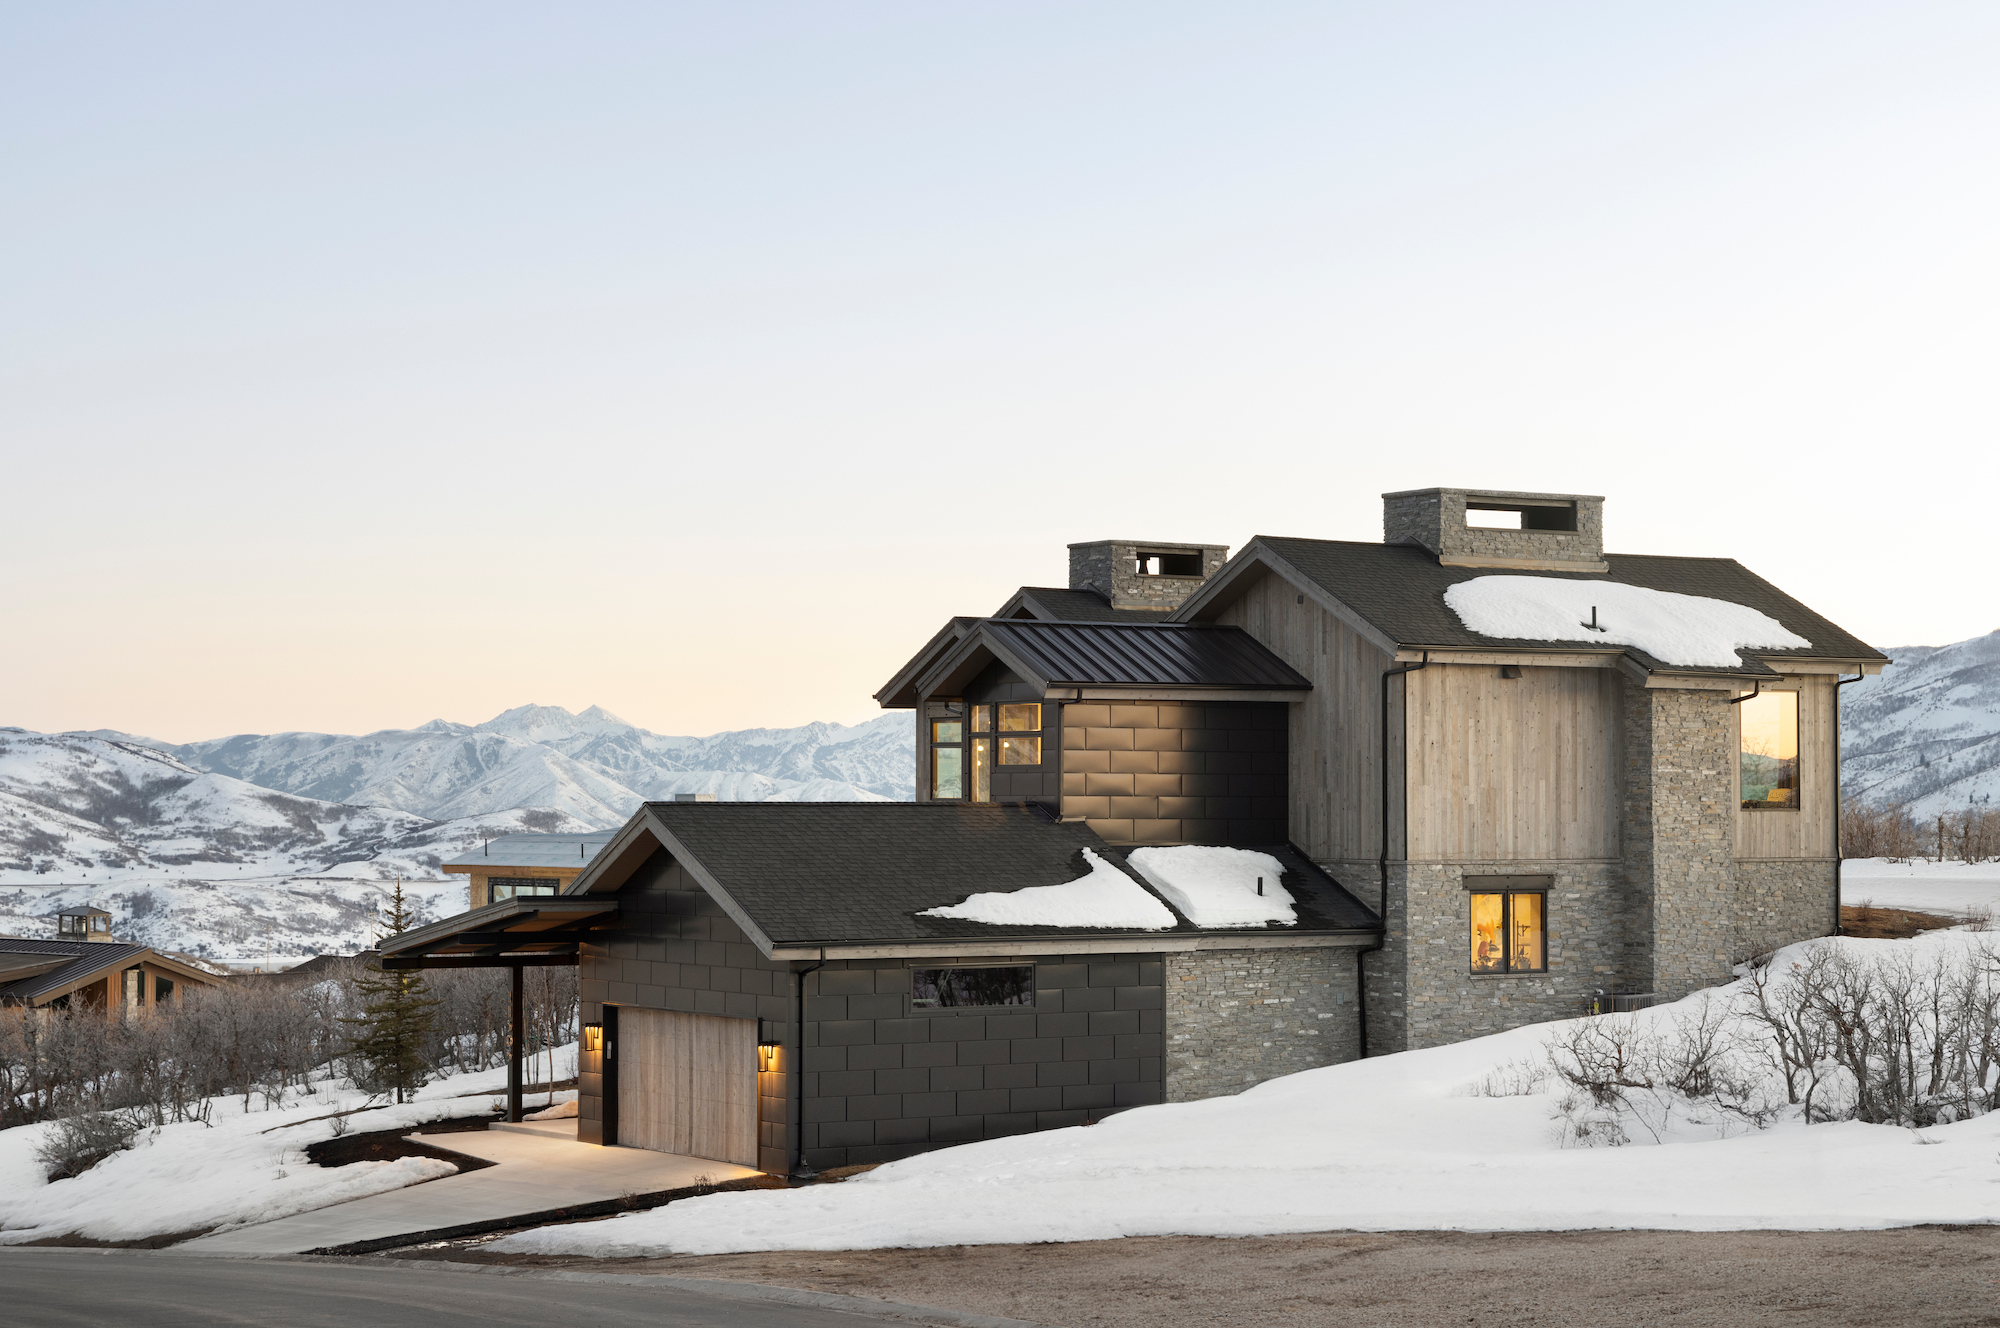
[{"xmin": 0, "ymin": 706, "xmax": 912, "ymax": 963}]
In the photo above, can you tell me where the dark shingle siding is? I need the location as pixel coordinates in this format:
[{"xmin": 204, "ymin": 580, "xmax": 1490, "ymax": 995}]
[{"xmin": 1248, "ymin": 537, "xmax": 1885, "ymax": 670}]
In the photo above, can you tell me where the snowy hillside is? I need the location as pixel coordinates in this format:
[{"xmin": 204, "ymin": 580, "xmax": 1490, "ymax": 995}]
[
  {"xmin": 1841, "ymin": 631, "xmax": 2000, "ymax": 815},
  {"xmin": 0, "ymin": 730, "xmax": 600, "ymax": 961},
  {"xmin": 127, "ymin": 705, "xmax": 914, "ymax": 825}
]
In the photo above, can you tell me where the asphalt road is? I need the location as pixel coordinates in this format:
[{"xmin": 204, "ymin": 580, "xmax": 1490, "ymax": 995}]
[{"xmin": 0, "ymin": 1250, "xmax": 968, "ymax": 1328}]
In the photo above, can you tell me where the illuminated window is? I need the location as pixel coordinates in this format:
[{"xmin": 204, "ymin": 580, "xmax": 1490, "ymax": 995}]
[
  {"xmin": 1470, "ymin": 892, "xmax": 1546, "ymax": 974},
  {"xmin": 490, "ymin": 878, "xmax": 559, "ymax": 901},
  {"xmin": 1740, "ymin": 689, "xmax": 1800, "ymax": 810},
  {"xmin": 996, "ymin": 703, "xmax": 1042, "ymax": 765},
  {"xmin": 910, "ymin": 965, "xmax": 1035, "ymax": 1009},
  {"xmin": 970, "ymin": 707, "xmax": 993, "ymax": 803}
]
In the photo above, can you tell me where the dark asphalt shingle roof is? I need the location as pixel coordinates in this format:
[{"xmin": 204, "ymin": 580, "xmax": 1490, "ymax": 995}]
[
  {"xmin": 998, "ymin": 587, "xmax": 1172, "ymax": 624},
  {"xmin": 1245, "ymin": 537, "xmax": 1885, "ymax": 673},
  {"xmin": 980, "ymin": 620, "xmax": 1312, "ymax": 690},
  {"xmin": 634, "ymin": 801, "xmax": 1378, "ymax": 945},
  {"xmin": 0, "ymin": 938, "xmax": 151, "ymax": 1002}
]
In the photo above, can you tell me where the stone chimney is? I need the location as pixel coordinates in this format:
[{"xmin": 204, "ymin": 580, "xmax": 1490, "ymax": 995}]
[
  {"xmin": 1382, "ymin": 487, "xmax": 1606, "ymax": 572},
  {"xmin": 1067, "ymin": 539, "xmax": 1230, "ymax": 612}
]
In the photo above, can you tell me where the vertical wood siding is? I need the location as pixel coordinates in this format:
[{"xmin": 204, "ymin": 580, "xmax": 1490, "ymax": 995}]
[
  {"xmin": 1734, "ymin": 674, "xmax": 1836, "ymax": 859},
  {"xmin": 1213, "ymin": 571, "xmax": 1393, "ymax": 861},
  {"xmin": 615, "ymin": 1007, "xmax": 759, "ymax": 1167},
  {"xmin": 1403, "ymin": 662, "xmax": 1622, "ymax": 861}
]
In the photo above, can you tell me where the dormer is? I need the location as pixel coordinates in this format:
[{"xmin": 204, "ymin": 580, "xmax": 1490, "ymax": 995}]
[
  {"xmin": 57, "ymin": 906, "xmax": 115, "ymax": 943},
  {"xmin": 1381, "ymin": 487, "xmax": 1606, "ymax": 573},
  {"xmin": 1067, "ymin": 539, "xmax": 1229, "ymax": 612}
]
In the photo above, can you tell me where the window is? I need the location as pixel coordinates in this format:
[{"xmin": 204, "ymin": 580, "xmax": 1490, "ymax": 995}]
[
  {"xmin": 997, "ymin": 703, "xmax": 1041, "ymax": 767},
  {"xmin": 929, "ymin": 701, "xmax": 965, "ymax": 799},
  {"xmin": 910, "ymin": 964, "xmax": 1035, "ymax": 1009},
  {"xmin": 949, "ymin": 702, "xmax": 1042, "ymax": 801},
  {"xmin": 490, "ymin": 878, "xmax": 559, "ymax": 901},
  {"xmin": 1740, "ymin": 688, "xmax": 1800, "ymax": 810},
  {"xmin": 155, "ymin": 977, "xmax": 174, "ymax": 1003},
  {"xmin": 1470, "ymin": 892, "xmax": 1546, "ymax": 974}
]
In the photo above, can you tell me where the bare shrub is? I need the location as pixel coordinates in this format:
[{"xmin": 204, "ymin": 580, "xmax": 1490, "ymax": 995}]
[
  {"xmin": 36, "ymin": 1108, "xmax": 144, "ymax": 1181},
  {"xmin": 1465, "ymin": 1057, "xmax": 1550, "ymax": 1098}
]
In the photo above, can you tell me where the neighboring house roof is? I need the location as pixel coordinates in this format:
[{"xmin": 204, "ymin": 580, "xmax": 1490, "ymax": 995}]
[
  {"xmin": 881, "ymin": 618, "xmax": 1312, "ymax": 706},
  {"xmin": 441, "ymin": 832, "xmax": 618, "ymax": 870},
  {"xmin": 1179, "ymin": 537, "xmax": 1887, "ymax": 676},
  {"xmin": 566, "ymin": 801, "xmax": 1378, "ymax": 952},
  {"xmin": 993, "ymin": 586, "xmax": 1171, "ymax": 624},
  {"xmin": 0, "ymin": 938, "xmax": 220, "ymax": 1004}
]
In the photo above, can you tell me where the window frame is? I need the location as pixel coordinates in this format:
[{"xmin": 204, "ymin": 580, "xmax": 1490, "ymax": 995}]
[
  {"xmin": 927, "ymin": 700, "xmax": 966, "ymax": 800},
  {"xmin": 1737, "ymin": 684, "xmax": 1802, "ymax": 812},
  {"xmin": 489, "ymin": 877, "xmax": 561, "ymax": 902},
  {"xmin": 908, "ymin": 962, "xmax": 1038, "ymax": 1012},
  {"xmin": 1465, "ymin": 877, "xmax": 1550, "ymax": 977}
]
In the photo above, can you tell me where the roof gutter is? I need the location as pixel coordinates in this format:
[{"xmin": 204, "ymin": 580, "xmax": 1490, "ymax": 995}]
[
  {"xmin": 1367, "ymin": 650, "xmax": 1428, "ymax": 1060},
  {"xmin": 1833, "ymin": 672, "xmax": 1866, "ymax": 937}
]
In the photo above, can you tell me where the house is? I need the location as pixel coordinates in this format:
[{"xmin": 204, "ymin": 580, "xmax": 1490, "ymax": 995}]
[
  {"xmin": 442, "ymin": 832, "xmax": 619, "ymax": 908},
  {"xmin": 381, "ymin": 487, "xmax": 1885, "ymax": 1176},
  {"xmin": 1, "ymin": 907, "xmax": 225, "ymax": 1012}
]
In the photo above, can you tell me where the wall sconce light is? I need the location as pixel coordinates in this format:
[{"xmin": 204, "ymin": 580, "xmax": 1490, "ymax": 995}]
[
  {"xmin": 758, "ymin": 1041, "xmax": 780, "ymax": 1073},
  {"xmin": 583, "ymin": 1022, "xmax": 604, "ymax": 1054}
]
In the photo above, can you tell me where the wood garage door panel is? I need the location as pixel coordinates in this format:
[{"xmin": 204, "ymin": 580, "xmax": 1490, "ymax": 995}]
[{"xmin": 616, "ymin": 1008, "xmax": 757, "ymax": 1166}]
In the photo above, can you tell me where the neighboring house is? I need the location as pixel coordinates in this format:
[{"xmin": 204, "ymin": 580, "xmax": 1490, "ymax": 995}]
[
  {"xmin": 383, "ymin": 487, "xmax": 1885, "ymax": 1177},
  {"xmin": 0, "ymin": 908, "xmax": 225, "ymax": 1011},
  {"xmin": 442, "ymin": 832, "xmax": 619, "ymax": 908}
]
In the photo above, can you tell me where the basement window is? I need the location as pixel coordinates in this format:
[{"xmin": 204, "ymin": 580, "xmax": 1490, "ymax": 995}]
[
  {"xmin": 1470, "ymin": 891, "xmax": 1546, "ymax": 974},
  {"xmin": 1135, "ymin": 551, "xmax": 1204, "ymax": 577},
  {"xmin": 910, "ymin": 964, "xmax": 1035, "ymax": 1010},
  {"xmin": 1740, "ymin": 689, "xmax": 1800, "ymax": 810}
]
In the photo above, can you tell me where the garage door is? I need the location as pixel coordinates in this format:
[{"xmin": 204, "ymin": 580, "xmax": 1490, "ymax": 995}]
[{"xmin": 615, "ymin": 1008, "xmax": 758, "ymax": 1166}]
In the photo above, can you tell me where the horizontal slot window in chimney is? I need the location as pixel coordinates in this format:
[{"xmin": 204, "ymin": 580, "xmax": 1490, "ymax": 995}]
[
  {"xmin": 1465, "ymin": 500, "xmax": 1577, "ymax": 533},
  {"xmin": 1135, "ymin": 550, "xmax": 1204, "ymax": 577}
]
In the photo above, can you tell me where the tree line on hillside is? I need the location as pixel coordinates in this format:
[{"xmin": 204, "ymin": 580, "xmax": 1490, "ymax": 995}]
[
  {"xmin": 0, "ymin": 957, "xmax": 577, "ymax": 1135},
  {"xmin": 1841, "ymin": 799, "xmax": 2000, "ymax": 863}
]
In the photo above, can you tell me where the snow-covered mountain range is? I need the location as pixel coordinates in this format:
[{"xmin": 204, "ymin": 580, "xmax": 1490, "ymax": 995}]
[
  {"xmin": 1841, "ymin": 630, "xmax": 2000, "ymax": 815},
  {"xmin": 0, "ymin": 707, "xmax": 915, "ymax": 962}
]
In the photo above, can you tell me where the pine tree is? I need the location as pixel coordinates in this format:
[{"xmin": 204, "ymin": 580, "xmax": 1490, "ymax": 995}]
[{"xmin": 341, "ymin": 879, "xmax": 440, "ymax": 1104}]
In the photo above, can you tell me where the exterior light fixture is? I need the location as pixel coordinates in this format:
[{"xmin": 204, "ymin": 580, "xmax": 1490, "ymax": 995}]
[
  {"xmin": 582, "ymin": 1022, "xmax": 604, "ymax": 1054},
  {"xmin": 757, "ymin": 1017, "xmax": 781, "ymax": 1072}
]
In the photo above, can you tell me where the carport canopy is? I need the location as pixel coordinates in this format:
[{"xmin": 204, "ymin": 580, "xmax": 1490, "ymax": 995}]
[{"xmin": 377, "ymin": 896, "xmax": 620, "ymax": 1122}]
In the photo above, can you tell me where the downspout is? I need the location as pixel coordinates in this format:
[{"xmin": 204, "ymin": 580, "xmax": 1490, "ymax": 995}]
[
  {"xmin": 789, "ymin": 954, "xmax": 826, "ymax": 1183},
  {"xmin": 1362, "ymin": 652, "xmax": 1427, "ymax": 1059},
  {"xmin": 1834, "ymin": 673, "xmax": 1864, "ymax": 936}
]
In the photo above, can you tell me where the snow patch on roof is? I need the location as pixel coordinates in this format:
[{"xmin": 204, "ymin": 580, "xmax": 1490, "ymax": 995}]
[
  {"xmin": 919, "ymin": 848, "xmax": 1176, "ymax": 930},
  {"xmin": 1442, "ymin": 576, "xmax": 1811, "ymax": 669},
  {"xmin": 1126, "ymin": 846, "xmax": 1295, "ymax": 927}
]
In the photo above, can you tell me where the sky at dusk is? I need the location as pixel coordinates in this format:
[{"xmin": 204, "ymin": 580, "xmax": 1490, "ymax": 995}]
[{"xmin": 6, "ymin": 3, "xmax": 1997, "ymax": 743}]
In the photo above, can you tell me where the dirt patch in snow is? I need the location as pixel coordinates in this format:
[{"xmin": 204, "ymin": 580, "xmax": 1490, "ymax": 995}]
[
  {"xmin": 1839, "ymin": 903, "xmax": 1964, "ymax": 939},
  {"xmin": 403, "ymin": 1226, "xmax": 2000, "ymax": 1327}
]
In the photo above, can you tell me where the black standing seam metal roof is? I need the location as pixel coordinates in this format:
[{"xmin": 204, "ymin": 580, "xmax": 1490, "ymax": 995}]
[
  {"xmin": 975, "ymin": 619, "xmax": 1312, "ymax": 690},
  {"xmin": 0, "ymin": 939, "xmax": 153, "ymax": 1002},
  {"xmin": 604, "ymin": 801, "xmax": 1378, "ymax": 946},
  {"xmin": 1193, "ymin": 538, "xmax": 1886, "ymax": 673}
]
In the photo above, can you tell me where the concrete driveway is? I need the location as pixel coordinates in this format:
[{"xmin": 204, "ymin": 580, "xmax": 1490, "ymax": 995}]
[
  {"xmin": 178, "ymin": 1119, "xmax": 759, "ymax": 1256},
  {"xmin": 0, "ymin": 1249, "xmax": 1040, "ymax": 1328}
]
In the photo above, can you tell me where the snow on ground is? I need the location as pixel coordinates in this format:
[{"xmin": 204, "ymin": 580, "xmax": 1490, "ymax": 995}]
[
  {"xmin": 0, "ymin": 1044, "xmax": 575, "ymax": 1244},
  {"xmin": 1127, "ymin": 846, "xmax": 1295, "ymax": 927},
  {"xmin": 491, "ymin": 938, "xmax": 2000, "ymax": 1257},
  {"xmin": 1841, "ymin": 857, "xmax": 2000, "ymax": 917},
  {"xmin": 1443, "ymin": 577, "xmax": 1810, "ymax": 668},
  {"xmin": 920, "ymin": 848, "xmax": 1176, "ymax": 929}
]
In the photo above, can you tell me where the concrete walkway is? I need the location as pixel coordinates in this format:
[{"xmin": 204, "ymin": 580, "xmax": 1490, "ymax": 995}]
[{"xmin": 177, "ymin": 1120, "xmax": 759, "ymax": 1256}]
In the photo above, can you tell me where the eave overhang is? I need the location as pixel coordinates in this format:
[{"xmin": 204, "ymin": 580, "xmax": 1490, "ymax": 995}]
[{"xmin": 377, "ymin": 896, "xmax": 621, "ymax": 968}]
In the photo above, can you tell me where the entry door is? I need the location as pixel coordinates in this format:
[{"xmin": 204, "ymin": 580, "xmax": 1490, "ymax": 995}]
[{"xmin": 615, "ymin": 1009, "xmax": 758, "ymax": 1166}]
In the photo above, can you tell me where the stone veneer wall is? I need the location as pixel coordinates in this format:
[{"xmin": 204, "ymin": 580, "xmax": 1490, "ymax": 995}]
[
  {"xmin": 1622, "ymin": 680, "xmax": 1739, "ymax": 999},
  {"xmin": 1734, "ymin": 859, "xmax": 1838, "ymax": 961},
  {"xmin": 1392, "ymin": 861, "xmax": 1635, "ymax": 1051},
  {"xmin": 1164, "ymin": 947, "xmax": 1359, "ymax": 1100}
]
